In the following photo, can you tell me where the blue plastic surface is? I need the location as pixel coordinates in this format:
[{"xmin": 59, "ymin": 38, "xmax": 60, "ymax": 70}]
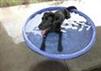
[{"xmin": 22, "ymin": 7, "xmax": 96, "ymax": 60}]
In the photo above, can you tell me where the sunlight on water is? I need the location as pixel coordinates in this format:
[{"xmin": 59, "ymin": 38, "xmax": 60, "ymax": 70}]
[{"xmin": 25, "ymin": 11, "xmax": 93, "ymax": 54}]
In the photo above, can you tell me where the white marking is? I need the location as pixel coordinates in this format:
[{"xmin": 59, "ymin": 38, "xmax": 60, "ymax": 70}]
[{"xmin": 61, "ymin": 13, "xmax": 91, "ymax": 32}]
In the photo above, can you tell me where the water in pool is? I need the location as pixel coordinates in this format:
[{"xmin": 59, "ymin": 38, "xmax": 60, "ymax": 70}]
[{"xmin": 25, "ymin": 12, "xmax": 93, "ymax": 54}]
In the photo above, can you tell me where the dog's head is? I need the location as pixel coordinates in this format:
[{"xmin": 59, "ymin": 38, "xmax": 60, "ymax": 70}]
[
  {"xmin": 38, "ymin": 12, "xmax": 54, "ymax": 30},
  {"xmin": 38, "ymin": 9, "xmax": 70, "ymax": 30}
]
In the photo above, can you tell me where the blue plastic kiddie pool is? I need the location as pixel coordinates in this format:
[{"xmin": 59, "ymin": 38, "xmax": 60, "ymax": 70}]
[{"xmin": 22, "ymin": 6, "xmax": 96, "ymax": 60}]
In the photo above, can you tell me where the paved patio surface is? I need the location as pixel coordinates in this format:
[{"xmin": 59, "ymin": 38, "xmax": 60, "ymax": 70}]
[{"xmin": 0, "ymin": 0, "xmax": 101, "ymax": 71}]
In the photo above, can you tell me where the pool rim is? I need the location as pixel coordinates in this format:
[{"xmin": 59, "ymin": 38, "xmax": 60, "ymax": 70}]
[{"xmin": 22, "ymin": 6, "xmax": 96, "ymax": 60}]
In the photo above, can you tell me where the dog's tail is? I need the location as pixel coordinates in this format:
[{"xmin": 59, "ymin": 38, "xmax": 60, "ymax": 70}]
[{"xmin": 66, "ymin": 6, "xmax": 77, "ymax": 12}]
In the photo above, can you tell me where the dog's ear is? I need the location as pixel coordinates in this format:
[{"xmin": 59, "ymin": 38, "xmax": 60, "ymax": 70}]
[
  {"xmin": 43, "ymin": 12, "xmax": 49, "ymax": 17},
  {"xmin": 63, "ymin": 8, "xmax": 71, "ymax": 19},
  {"xmin": 48, "ymin": 12, "xmax": 55, "ymax": 17},
  {"xmin": 43, "ymin": 12, "xmax": 54, "ymax": 18}
]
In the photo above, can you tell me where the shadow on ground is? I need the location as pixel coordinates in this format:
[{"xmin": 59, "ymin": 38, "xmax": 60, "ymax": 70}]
[
  {"xmin": 0, "ymin": 21, "xmax": 101, "ymax": 71},
  {"xmin": 83, "ymin": 64, "xmax": 101, "ymax": 71},
  {"xmin": 65, "ymin": 26, "xmax": 101, "ymax": 71},
  {"xmin": 0, "ymin": 23, "xmax": 45, "ymax": 71},
  {"xmin": 30, "ymin": 60, "xmax": 69, "ymax": 71}
]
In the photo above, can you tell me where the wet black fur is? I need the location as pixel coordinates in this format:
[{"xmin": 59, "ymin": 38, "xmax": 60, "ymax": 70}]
[{"xmin": 38, "ymin": 8, "xmax": 71, "ymax": 52}]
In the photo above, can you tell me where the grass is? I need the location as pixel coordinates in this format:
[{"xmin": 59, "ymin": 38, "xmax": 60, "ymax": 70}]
[
  {"xmin": 0, "ymin": 0, "xmax": 39, "ymax": 7},
  {"xmin": 0, "ymin": 0, "xmax": 21, "ymax": 7},
  {"xmin": 0, "ymin": 0, "xmax": 81, "ymax": 7}
]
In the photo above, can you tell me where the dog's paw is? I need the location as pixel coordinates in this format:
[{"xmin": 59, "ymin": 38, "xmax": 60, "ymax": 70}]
[
  {"xmin": 58, "ymin": 46, "xmax": 63, "ymax": 52},
  {"xmin": 40, "ymin": 44, "xmax": 46, "ymax": 51}
]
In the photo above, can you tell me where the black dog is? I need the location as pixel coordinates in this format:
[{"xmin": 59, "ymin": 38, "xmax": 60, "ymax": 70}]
[{"xmin": 38, "ymin": 8, "xmax": 71, "ymax": 52}]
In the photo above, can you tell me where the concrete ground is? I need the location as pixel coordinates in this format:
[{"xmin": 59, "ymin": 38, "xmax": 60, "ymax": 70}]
[{"xmin": 0, "ymin": 1, "xmax": 101, "ymax": 71}]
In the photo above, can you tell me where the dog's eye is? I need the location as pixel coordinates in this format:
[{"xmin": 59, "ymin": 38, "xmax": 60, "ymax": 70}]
[
  {"xmin": 45, "ymin": 17, "xmax": 48, "ymax": 20},
  {"xmin": 55, "ymin": 17, "xmax": 59, "ymax": 20}
]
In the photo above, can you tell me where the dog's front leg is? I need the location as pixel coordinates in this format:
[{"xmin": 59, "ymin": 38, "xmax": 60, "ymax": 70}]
[
  {"xmin": 58, "ymin": 32, "xmax": 63, "ymax": 52},
  {"xmin": 40, "ymin": 31, "xmax": 48, "ymax": 51}
]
